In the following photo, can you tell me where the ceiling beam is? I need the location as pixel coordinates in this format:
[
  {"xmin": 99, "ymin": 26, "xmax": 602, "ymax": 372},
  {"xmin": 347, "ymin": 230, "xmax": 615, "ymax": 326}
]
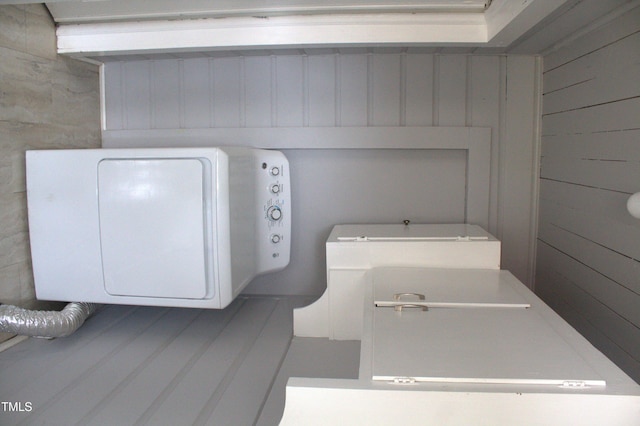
[
  {"xmin": 484, "ymin": 0, "xmax": 569, "ymax": 47},
  {"xmin": 52, "ymin": 0, "xmax": 572, "ymax": 60},
  {"xmin": 56, "ymin": 13, "xmax": 488, "ymax": 58}
]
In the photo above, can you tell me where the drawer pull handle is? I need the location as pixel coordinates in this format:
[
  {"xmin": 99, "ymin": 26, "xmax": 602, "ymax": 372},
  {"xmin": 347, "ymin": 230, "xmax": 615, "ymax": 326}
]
[
  {"xmin": 393, "ymin": 293, "xmax": 425, "ymax": 301},
  {"xmin": 394, "ymin": 303, "xmax": 428, "ymax": 312}
]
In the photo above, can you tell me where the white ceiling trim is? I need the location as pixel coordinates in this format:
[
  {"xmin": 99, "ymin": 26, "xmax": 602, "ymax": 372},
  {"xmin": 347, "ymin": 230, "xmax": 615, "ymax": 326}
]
[
  {"xmin": 57, "ymin": 13, "xmax": 488, "ymax": 57},
  {"xmin": 46, "ymin": 0, "xmax": 490, "ymax": 23},
  {"xmin": 484, "ymin": 0, "xmax": 568, "ymax": 47},
  {"xmin": 53, "ymin": 0, "xmax": 569, "ymax": 60}
]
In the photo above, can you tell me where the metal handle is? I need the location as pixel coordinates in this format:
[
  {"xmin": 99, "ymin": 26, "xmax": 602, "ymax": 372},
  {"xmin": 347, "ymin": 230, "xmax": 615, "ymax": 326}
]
[
  {"xmin": 394, "ymin": 303, "xmax": 428, "ymax": 312},
  {"xmin": 393, "ymin": 293, "xmax": 425, "ymax": 302}
]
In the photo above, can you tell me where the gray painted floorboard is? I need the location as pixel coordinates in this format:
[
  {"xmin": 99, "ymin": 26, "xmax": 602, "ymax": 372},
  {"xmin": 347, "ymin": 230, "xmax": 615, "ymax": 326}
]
[{"xmin": 0, "ymin": 296, "xmax": 362, "ymax": 426}]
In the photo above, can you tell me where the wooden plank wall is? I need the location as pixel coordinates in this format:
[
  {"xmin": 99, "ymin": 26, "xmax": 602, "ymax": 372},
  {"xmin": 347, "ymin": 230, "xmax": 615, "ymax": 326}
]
[
  {"xmin": 536, "ymin": 5, "xmax": 640, "ymax": 382},
  {"xmin": 101, "ymin": 53, "xmax": 541, "ymax": 294}
]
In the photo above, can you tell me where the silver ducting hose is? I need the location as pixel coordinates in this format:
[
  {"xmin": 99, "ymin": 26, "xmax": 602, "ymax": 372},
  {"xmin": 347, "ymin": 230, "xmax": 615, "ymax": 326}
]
[{"xmin": 0, "ymin": 302, "xmax": 99, "ymax": 338}]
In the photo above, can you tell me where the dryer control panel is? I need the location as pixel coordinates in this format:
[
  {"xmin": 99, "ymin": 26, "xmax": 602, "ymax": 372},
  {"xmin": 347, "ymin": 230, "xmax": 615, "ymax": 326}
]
[{"xmin": 256, "ymin": 151, "xmax": 291, "ymax": 274}]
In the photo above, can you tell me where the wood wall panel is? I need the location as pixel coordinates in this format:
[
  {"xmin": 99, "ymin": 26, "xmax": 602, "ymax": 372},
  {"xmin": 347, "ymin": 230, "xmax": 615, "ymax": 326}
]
[
  {"xmin": 507, "ymin": 0, "xmax": 632, "ymax": 55},
  {"xmin": 151, "ymin": 60, "xmax": 181, "ymax": 129},
  {"xmin": 213, "ymin": 57, "xmax": 243, "ymax": 127},
  {"xmin": 543, "ymin": 97, "xmax": 640, "ymax": 136},
  {"xmin": 500, "ymin": 56, "xmax": 542, "ymax": 287},
  {"xmin": 183, "ymin": 58, "xmax": 211, "ymax": 128},
  {"xmin": 307, "ymin": 55, "xmax": 336, "ymax": 127},
  {"xmin": 541, "ymin": 130, "xmax": 640, "ymax": 162},
  {"xmin": 543, "ymin": 32, "xmax": 640, "ymax": 115},
  {"xmin": 538, "ymin": 239, "xmax": 640, "ymax": 334},
  {"xmin": 103, "ymin": 61, "xmax": 123, "ymax": 130},
  {"xmin": 540, "ymin": 199, "xmax": 640, "ymax": 267},
  {"xmin": 536, "ymin": 250, "xmax": 640, "ymax": 381},
  {"xmin": 337, "ymin": 54, "xmax": 368, "ymax": 126},
  {"xmin": 468, "ymin": 55, "xmax": 503, "ymax": 232},
  {"xmin": 541, "ymin": 156, "xmax": 640, "ymax": 194},
  {"xmin": 543, "ymin": 5, "xmax": 640, "ymax": 71},
  {"xmin": 371, "ymin": 54, "xmax": 401, "ymax": 126},
  {"xmin": 538, "ymin": 216, "xmax": 640, "ymax": 297},
  {"xmin": 244, "ymin": 56, "xmax": 273, "ymax": 128},
  {"xmin": 404, "ymin": 54, "xmax": 434, "ymax": 126},
  {"xmin": 122, "ymin": 61, "xmax": 151, "ymax": 130},
  {"xmin": 435, "ymin": 55, "xmax": 467, "ymax": 126},
  {"xmin": 275, "ymin": 56, "xmax": 304, "ymax": 127},
  {"xmin": 537, "ymin": 5, "xmax": 640, "ymax": 383},
  {"xmin": 104, "ymin": 53, "xmax": 503, "ymax": 132}
]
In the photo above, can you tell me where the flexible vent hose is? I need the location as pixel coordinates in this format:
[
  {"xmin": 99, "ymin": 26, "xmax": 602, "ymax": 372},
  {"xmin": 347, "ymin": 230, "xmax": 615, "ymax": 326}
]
[{"xmin": 0, "ymin": 302, "xmax": 99, "ymax": 338}]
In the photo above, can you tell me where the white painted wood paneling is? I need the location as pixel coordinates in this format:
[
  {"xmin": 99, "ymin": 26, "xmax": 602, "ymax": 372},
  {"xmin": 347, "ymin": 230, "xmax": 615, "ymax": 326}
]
[
  {"xmin": 435, "ymin": 55, "xmax": 467, "ymax": 126},
  {"xmin": 537, "ymin": 4, "xmax": 640, "ymax": 383},
  {"xmin": 182, "ymin": 58, "xmax": 211, "ymax": 128},
  {"xmin": 244, "ymin": 56, "xmax": 273, "ymax": 128},
  {"xmin": 543, "ymin": 97, "xmax": 640, "ymax": 136},
  {"xmin": 468, "ymin": 55, "xmax": 503, "ymax": 232},
  {"xmin": 307, "ymin": 55, "xmax": 336, "ymax": 126},
  {"xmin": 213, "ymin": 57, "xmax": 243, "ymax": 127},
  {"xmin": 404, "ymin": 54, "xmax": 434, "ymax": 126},
  {"xmin": 337, "ymin": 54, "xmax": 368, "ymax": 126},
  {"xmin": 371, "ymin": 54, "xmax": 401, "ymax": 126},
  {"xmin": 506, "ymin": 0, "xmax": 632, "ymax": 54},
  {"xmin": 500, "ymin": 55, "xmax": 542, "ymax": 286},
  {"xmin": 103, "ymin": 53, "xmax": 505, "ymax": 132},
  {"xmin": 276, "ymin": 56, "xmax": 304, "ymax": 127},
  {"xmin": 543, "ymin": 32, "xmax": 640, "ymax": 114},
  {"xmin": 101, "ymin": 51, "xmax": 539, "ymax": 292},
  {"xmin": 542, "ymin": 3, "xmax": 640, "ymax": 71},
  {"xmin": 541, "ymin": 130, "xmax": 640, "ymax": 162}
]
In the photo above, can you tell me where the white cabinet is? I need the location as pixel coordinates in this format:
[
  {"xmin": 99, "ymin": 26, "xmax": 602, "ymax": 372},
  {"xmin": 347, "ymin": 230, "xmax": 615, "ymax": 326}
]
[
  {"xmin": 294, "ymin": 224, "xmax": 501, "ymax": 340},
  {"xmin": 369, "ymin": 268, "xmax": 605, "ymax": 386}
]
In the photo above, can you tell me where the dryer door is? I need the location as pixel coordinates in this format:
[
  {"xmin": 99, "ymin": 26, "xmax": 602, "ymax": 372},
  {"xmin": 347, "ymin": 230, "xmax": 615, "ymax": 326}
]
[{"xmin": 98, "ymin": 157, "xmax": 214, "ymax": 300}]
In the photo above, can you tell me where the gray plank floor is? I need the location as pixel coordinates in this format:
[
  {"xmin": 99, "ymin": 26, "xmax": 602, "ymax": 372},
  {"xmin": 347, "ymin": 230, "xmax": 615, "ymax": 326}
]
[{"xmin": 0, "ymin": 296, "xmax": 359, "ymax": 426}]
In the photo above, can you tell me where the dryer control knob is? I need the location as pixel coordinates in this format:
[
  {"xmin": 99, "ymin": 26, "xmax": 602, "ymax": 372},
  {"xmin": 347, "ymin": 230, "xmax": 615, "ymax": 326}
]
[
  {"xmin": 271, "ymin": 234, "xmax": 281, "ymax": 244},
  {"xmin": 267, "ymin": 206, "xmax": 282, "ymax": 221},
  {"xmin": 271, "ymin": 184, "xmax": 280, "ymax": 194},
  {"xmin": 270, "ymin": 167, "xmax": 280, "ymax": 176}
]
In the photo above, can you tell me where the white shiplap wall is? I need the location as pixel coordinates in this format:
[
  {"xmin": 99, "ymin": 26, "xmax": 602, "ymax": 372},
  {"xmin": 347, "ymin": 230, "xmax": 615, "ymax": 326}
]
[
  {"xmin": 537, "ymin": 6, "xmax": 640, "ymax": 382},
  {"xmin": 103, "ymin": 54, "xmax": 501, "ymax": 130},
  {"xmin": 101, "ymin": 52, "xmax": 541, "ymax": 296}
]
